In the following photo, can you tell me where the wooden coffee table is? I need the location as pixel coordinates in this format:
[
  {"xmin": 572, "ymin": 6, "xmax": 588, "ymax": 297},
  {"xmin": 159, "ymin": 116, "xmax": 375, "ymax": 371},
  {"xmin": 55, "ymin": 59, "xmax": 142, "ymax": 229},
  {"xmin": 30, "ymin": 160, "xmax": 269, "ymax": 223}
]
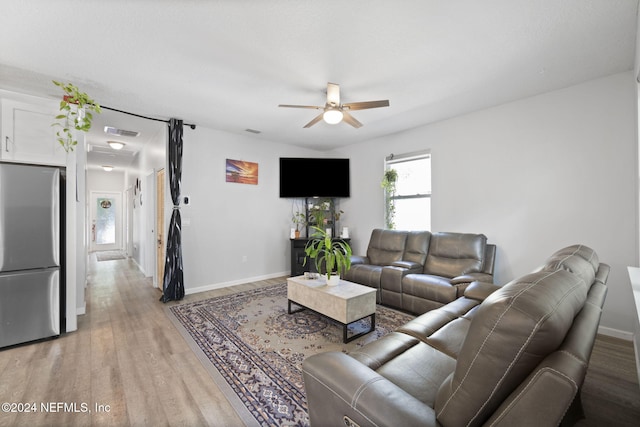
[{"xmin": 287, "ymin": 275, "xmax": 377, "ymax": 343}]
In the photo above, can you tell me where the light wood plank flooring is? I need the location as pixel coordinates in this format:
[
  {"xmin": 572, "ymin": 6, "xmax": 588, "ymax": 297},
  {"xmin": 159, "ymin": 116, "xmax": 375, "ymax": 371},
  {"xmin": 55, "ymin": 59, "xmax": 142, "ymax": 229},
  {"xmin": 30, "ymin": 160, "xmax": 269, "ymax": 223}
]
[
  {"xmin": 0, "ymin": 255, "xmax": 280, "ymax": 426},
  {"xmin": 0, "ymin": 255, "xmax": 638, "ymax": 426}
]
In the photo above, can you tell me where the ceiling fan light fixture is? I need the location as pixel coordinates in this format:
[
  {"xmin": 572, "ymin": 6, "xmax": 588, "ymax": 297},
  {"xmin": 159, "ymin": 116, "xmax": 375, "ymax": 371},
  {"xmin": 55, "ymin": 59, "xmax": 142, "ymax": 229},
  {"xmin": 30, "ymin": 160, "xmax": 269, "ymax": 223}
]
[
  {"xmin": 323, "ymin": 109, "xmax": 343, "ymax": 125},
  {"xmin": 102, "ymin": 165, "xmax": 114, "ymax": 172},
  {"xmin": 107, "ymin": 141, "xmax": 126, "ymax": 150}
]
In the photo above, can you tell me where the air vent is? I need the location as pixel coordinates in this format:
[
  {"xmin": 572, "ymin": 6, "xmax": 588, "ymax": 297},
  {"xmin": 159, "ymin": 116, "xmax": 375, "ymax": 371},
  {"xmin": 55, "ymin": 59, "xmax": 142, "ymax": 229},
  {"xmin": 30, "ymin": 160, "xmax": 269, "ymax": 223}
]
[{"xmin": 104, "ymin": 126, "xmax": 140, "ymax": 137}]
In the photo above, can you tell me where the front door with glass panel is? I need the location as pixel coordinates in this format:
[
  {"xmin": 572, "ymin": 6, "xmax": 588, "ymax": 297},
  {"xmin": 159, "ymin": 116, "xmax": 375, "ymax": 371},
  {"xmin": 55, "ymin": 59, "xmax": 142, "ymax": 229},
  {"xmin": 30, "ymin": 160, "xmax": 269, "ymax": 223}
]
[{"xmin": 90, "ymin": 192, "xmax": 123, "ymax": 252}]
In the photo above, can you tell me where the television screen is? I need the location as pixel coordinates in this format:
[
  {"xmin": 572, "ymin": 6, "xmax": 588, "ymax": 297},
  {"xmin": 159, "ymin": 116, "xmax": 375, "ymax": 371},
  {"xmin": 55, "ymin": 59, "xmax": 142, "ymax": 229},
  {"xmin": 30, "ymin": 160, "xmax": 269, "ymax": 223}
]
[{"xmin": 279, "ymin": 158, "xmax": 350, "ymax": 198}]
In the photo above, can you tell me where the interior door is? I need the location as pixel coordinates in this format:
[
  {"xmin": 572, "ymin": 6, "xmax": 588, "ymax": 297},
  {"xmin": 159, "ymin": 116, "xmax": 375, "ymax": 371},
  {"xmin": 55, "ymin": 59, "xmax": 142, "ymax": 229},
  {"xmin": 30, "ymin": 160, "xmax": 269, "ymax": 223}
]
[
  {"xmin": 90, "ymin": 191, "xmax": 122, "ymax": 252},
  {"xmin": 156, "ymin": 169, "xmax": 165, "ymax": 291}
]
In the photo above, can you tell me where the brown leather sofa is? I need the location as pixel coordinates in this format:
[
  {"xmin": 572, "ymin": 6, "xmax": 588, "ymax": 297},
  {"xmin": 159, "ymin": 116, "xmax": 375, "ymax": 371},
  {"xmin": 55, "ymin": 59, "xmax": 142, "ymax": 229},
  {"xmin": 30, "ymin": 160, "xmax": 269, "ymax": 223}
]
[
  {"xmin": 302, "ymin": 244, "xmax": 609, "ymax": 426},
  {"xmin": 344, "ymin": 229, "xmax": 496, "ymax": 314}
]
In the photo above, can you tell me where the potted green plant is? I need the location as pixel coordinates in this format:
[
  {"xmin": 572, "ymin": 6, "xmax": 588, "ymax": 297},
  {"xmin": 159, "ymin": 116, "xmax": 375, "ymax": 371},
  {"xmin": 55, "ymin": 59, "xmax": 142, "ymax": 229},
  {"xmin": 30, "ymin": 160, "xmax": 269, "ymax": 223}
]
[
  {"xmin": 308, "ymin": 200, "xmax": 328, "ymax": 228},
  {"xmin": 292, "ymin": 210, "xmax": 307, "ymax": 238},
  {"xmin": 304, "ymin": 226, "xmax": 352, "ymax": 286},
  {"xmin": 52, "ymin": 80, "xmax": 101, "ymax": 152},
  {"xmin": 381, "ymin": 168, "xmax": 398, "ymax": 229}
]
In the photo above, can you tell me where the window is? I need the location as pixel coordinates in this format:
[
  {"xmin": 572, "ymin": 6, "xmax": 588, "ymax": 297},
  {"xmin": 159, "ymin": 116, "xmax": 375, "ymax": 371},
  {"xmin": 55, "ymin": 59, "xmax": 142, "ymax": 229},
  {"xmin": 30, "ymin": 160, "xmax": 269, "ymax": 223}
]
[{"xmin": 384, "ymin": 151, "xmax": 431, "ymax": 231}]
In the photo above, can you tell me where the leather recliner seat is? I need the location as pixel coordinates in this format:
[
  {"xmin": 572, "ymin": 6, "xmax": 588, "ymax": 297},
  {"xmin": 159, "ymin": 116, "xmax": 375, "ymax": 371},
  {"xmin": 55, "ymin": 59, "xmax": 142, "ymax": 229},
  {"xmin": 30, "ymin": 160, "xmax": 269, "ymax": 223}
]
[
  {"xmin": 344, "ymin": 229, "xmax": 496, "ymax": 314},
  {"xmin": 302, "ymin": 244, "xmax": 609, "ymax": 427}
]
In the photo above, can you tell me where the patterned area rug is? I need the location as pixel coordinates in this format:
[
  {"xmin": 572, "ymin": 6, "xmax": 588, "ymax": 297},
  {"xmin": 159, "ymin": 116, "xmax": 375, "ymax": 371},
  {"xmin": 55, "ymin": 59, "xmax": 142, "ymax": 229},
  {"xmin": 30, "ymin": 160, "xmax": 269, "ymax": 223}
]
[
  {"xmin": 95, "ymin": 251, "xmax": 126, "ymax": 261},
  {"xmin": 166, "ymin": 283, "xmax": 414, "ymax": 426}
]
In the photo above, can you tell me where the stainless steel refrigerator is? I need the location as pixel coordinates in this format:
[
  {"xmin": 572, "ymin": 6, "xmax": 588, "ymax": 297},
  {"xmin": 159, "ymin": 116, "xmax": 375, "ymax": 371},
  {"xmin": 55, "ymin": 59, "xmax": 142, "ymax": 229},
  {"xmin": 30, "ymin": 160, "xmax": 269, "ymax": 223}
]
[{"xmin": 0, "ymin": 162, "xmax": 64, "ymax": 348}]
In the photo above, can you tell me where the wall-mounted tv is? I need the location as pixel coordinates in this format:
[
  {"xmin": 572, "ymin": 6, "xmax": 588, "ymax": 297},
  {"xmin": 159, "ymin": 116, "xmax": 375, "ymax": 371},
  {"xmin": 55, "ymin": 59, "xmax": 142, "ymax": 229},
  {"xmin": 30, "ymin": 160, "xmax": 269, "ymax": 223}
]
[{"xmin": 279, "ymin": 157, "xmax": 350, "ymax": 198}]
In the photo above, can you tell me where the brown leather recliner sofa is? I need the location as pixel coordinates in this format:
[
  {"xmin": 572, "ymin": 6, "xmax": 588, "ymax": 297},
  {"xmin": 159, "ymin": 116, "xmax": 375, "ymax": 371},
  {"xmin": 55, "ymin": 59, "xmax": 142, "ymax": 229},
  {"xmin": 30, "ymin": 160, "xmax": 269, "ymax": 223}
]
[
  {"xmin": 343, "ymin": 229, "xmax": 496, "ymax": 314},
  {"xmin": 302, "ymin": 244, "xmax": 609, "ymax": 427}
]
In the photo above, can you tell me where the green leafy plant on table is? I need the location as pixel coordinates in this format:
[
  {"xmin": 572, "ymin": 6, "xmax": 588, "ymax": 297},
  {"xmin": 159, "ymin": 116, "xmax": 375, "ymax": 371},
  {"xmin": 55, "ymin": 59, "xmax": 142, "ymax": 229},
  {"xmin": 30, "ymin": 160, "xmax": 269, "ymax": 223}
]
[{"xmin": 304, "ymin": 226, "xmax": 352, "ymax": 284}]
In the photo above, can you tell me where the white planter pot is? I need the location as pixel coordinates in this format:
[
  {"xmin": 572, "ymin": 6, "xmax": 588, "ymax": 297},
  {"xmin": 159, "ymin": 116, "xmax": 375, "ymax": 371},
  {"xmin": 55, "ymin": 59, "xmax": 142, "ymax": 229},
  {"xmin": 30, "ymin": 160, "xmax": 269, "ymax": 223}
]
[{"xmin": 326, "ymin": 275, "xmax": 340, "ymax": 286}]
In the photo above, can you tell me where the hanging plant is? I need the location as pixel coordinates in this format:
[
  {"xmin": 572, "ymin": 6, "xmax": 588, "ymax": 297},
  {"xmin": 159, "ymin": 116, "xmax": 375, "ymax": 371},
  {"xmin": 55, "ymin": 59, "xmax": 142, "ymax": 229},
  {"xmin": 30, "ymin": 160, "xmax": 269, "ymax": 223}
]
[
  {"xmin": 52, "ymin": 80, "xmax": 101, "ymax": 152},
  {"xmin": 381, "ymin": 168, "xmax": 398, "ymax": 229}
]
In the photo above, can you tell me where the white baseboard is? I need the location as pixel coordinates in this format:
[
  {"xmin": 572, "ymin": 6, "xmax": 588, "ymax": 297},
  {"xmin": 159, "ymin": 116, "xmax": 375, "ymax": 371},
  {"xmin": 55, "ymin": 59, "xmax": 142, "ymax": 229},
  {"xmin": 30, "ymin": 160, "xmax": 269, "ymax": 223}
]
[
  {"xmin": 76, "ymin": 302, "xmax": 86, "ymax": 316},
  {"xmin": 185, "ymin": 271, "xmax": 290, "ymax": 295},
  {"xmin": 598, "ymin": 325, "xmax": 634, "ymax": 341},
  {"xmin": 131, "ymin": 257, "xmax": 144, "ymax": 275}
]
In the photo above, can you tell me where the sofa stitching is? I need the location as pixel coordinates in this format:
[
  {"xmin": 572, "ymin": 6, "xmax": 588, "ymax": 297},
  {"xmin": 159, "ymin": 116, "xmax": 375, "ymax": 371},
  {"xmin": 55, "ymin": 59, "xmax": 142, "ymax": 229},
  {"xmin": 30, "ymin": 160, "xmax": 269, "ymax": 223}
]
[
  {"xmin": 347, "ymin": 351, "xmax": 383, "ymax": 370},
  {"xmin": 485, "ymin": 367, "xmax": 578, "ymax": 426},
  {"xmin": 467, "ymin": 274, "xmax": 585, "ymax": 426},
  {"xmin": 435, "ymin": 270, "xmax": 553, "ymax": 414},
  {"xmin": 557, "ymin": 349, "xmax": 588, "ymax": 367},
  {"xmin": 302, "ymin": 368, "xmax": 382, "ymax": 427},
  {"xmin": 352, "ymin": 376, "xmax": 385, "ymax": 408},
  {"xmin": 436, "ymin": 269, "xmax": 580, "ymax": 425},
  {"xmin": 554, "ymin": 245, "xmax": 598, "ymax": 273},
  {"xmin": 466, "ymin": 276, "xmax": 585, "ymax": 426}
]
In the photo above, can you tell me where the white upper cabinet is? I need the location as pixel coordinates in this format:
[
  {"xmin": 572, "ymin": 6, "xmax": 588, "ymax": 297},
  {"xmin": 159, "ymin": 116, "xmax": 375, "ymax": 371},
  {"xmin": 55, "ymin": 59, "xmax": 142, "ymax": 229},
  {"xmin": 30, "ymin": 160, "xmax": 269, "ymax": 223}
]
[{"xmin": 1, "ymin": 96, "xmax": 67, "ymax": 166}]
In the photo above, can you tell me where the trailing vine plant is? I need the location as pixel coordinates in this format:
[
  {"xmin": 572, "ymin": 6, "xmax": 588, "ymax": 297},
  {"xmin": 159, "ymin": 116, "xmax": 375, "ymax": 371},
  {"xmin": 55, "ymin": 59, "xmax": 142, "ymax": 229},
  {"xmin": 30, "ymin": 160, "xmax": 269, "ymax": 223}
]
[
  {"xmin": 52, "ymin": 80, "xmax": 101, "ymax": 152},
  {"xmin": 381, "ymin": 168, "xmax": 398, "ymax": 229}
]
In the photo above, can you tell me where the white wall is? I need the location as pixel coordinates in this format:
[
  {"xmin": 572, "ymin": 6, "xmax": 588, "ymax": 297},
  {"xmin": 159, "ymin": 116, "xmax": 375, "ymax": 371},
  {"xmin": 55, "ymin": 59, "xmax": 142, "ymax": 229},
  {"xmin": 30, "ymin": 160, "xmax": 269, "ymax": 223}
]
[
  {"xmin": 180, "ymin": 127, "xmax": 321, "ymax": 292},
  {"xmin": 334, "ymin": 72, "xmax": 638, "ymax": 336},
  {"xmin": 87, "ymin": 169, "xmax": 125, "ymax": 192},
  {"xmin": 128, "ymin": 125, "xmax": 167, "ymax": 272}
]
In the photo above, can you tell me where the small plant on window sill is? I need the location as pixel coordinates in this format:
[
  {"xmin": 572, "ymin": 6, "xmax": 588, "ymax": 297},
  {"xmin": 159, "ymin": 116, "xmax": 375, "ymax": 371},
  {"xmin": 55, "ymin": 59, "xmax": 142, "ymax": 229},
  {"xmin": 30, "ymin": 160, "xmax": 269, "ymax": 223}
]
[
  {"xmin": 52, "ymin": 80, "xmax": 101, "ymax": 152},
  {"xmin": 381, "ymin": 168, "xmax": 398, "ymax": 229}
]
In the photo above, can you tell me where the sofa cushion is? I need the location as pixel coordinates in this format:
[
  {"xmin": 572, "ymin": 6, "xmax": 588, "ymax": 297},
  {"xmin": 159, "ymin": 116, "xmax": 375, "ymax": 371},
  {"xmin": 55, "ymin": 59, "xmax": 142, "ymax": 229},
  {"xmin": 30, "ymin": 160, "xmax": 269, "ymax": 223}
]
[
  {"xmin": 403, "ymin": 274, "xmax": 458, "ymax": 304},
  {"xmin": 434, "ymin": 268, "xmax": 587, "ymax": 427},
  {"xmin": 366, "ymin": 229, "xmax": 408, "ymax": 265},
  {"xmin": 403, "ymin": 231, "xmax": 431, "ymax": 265},
  {"xmin": 538, "ymin": 244, "xmax": 599, "ymax": 291},
  {"xmin": 423, "ymin": 233, "xmax": 487, "ymax": 278},
  {"xmin": 345, "ymin": 264, "xmax": 384, "ymax": 291},
  {"xmin": 546, "ymin": 244, "xmax": 599, "ymax": 271},
  {"xmin": 350, "ymin": 333, "xmax": 457, "ymax": 407},
  {"xmin": 397, "ymin": 297, "xmax": 480, "ymax": 340},
  {"xmin": 425, "ymin": 317, "xmax": 473, "ymax": 360}
]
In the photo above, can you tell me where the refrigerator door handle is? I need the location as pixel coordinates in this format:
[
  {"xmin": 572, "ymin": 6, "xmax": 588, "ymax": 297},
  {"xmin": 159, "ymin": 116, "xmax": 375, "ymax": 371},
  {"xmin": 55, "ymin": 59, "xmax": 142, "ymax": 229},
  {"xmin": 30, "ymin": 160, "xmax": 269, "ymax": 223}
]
[{"xmin": 4, "ymin": 136, "xmax": 9, "ymax": 152}]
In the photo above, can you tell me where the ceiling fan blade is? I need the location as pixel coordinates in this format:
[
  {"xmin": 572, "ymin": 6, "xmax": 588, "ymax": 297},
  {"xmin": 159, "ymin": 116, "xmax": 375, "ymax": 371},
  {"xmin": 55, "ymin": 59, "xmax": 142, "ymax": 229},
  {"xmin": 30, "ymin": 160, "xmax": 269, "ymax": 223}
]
[
  {"xmin": 342, "ymin": 100, "xmax": 390, "ymax": 111},
  {"xmin": 342, "ymin": 111, "xmax": 363, "ymax": 128},
  {"xmin": 326, "ymin": 83, "xmax": 340, "ymax": 106},
  {"xmin": 279, "ymin": 104, "xmax": 323, "ymax": 109},
  {"xmin": 303, "ymin": 113, "xmax": 325, "ymax": 128}
]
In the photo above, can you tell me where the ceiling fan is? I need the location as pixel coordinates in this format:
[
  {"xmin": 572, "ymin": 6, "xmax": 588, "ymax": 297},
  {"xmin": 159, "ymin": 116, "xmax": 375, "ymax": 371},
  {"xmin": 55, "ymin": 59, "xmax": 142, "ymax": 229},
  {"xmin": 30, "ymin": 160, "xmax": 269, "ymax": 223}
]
[{"xmin": 279, "ymin": 82, "xmax": 389, "ymax": 128}]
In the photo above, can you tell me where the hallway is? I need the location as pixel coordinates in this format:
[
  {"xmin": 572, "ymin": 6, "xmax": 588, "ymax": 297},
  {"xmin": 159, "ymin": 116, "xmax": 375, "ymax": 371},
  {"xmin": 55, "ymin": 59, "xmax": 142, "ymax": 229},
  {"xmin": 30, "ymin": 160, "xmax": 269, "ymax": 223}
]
[{"xmin": 0, "ymin": 255, "xmax": 246, "ymax": 426}]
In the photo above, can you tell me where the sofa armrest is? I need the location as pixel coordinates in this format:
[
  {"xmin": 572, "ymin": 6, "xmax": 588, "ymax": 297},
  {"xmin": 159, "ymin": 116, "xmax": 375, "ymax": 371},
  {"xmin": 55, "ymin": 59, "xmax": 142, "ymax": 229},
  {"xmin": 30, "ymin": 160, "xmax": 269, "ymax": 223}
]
[
  {"xmin": 350, "ymin": 255, "xmax": 369, "ymax": 265},
  {"xmin": 391, "ymin": 260, "xmax": 423, "ymax": 272},
  {"xmin": 450, "ymin": 272, "xmax": 494, "ymax": 284},
  {"xmin": 302, "ymin": 352, "xmax": 438, "ymax": 427},
  {"xmin": 463, "ymin": 281, "xmax": 501, "ymax": 301},
  {"xmin": 380, "ymin": 264, "xmax": 421, "ymax": 295}
]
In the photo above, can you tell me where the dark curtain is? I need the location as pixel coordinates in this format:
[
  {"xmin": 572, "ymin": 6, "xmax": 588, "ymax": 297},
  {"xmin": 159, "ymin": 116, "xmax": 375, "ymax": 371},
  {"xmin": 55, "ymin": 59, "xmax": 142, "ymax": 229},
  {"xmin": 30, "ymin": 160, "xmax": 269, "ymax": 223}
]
[{"xmin": 160, "ymin": 118, "xmax": 184, "ymax": 302}]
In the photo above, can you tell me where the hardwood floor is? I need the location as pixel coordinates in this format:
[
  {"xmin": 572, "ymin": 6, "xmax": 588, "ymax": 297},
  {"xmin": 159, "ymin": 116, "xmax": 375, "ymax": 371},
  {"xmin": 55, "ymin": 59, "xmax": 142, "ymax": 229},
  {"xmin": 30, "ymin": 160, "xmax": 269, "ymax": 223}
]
[
  {"xmin": 0, "ymin": 255, "xmax": 638, "ymax": 426},
  {"xmin": 0, "ymin": 255, "xmax": 274, "ymax": 426},
  {"xmin": 577, "ymin": 334, "xmax": 640, "ymax": 426}
]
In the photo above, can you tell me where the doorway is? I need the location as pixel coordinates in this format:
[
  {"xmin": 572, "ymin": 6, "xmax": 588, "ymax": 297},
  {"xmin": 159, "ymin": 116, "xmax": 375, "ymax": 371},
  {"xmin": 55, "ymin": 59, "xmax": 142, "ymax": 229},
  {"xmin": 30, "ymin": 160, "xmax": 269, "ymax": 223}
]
[
  {"xmin": 156, "ymin": 169, "xmax": 165, "ymax": 291},
  {"xmin": 90, "ymin": 191, "xmax": 123, "ymax": 252}
]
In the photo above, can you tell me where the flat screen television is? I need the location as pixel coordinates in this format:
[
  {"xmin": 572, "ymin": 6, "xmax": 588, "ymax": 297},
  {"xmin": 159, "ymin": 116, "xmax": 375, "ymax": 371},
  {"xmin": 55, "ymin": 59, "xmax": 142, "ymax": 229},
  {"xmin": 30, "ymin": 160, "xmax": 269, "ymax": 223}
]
[{"xmin": 279, "ymin": 157, "xmax": 350, "ymax": 198}]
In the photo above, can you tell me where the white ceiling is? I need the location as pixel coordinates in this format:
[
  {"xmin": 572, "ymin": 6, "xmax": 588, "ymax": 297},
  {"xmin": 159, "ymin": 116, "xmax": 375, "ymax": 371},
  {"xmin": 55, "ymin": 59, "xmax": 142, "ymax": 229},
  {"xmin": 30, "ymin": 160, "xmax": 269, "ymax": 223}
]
[{"xmin": 0, "ymin": 0, "xmax": 637, "ymax": 169}]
